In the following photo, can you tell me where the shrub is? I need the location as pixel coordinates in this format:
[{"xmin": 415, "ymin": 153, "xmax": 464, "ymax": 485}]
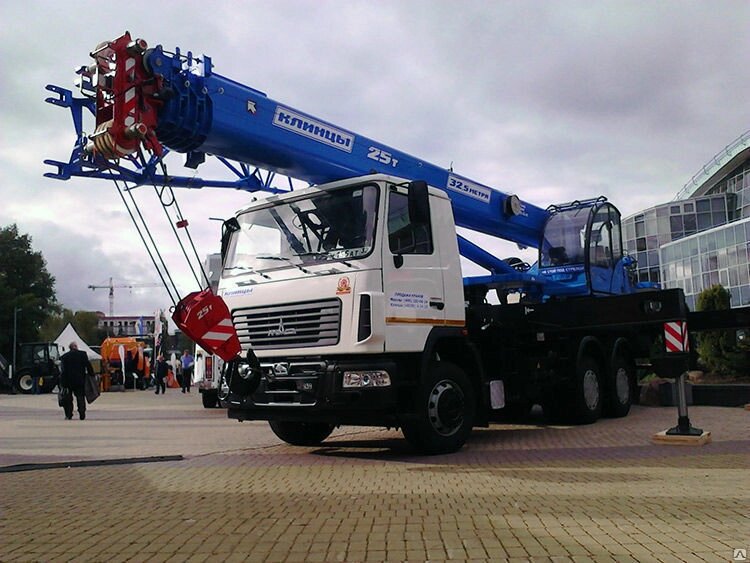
[{"xmin": 695, "ymin": 285, "xmax": 748, "ymax": 377}]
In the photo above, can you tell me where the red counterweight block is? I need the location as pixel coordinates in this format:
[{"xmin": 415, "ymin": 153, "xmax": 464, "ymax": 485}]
[{"xmin": 172, "ymin": 289, "xmax": 242, "ymax": 362}]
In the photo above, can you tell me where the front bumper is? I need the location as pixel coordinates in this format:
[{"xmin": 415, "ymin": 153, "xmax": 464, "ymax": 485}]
[{"xmin": 227, "ymin": 357, "xmax": 411, "ymax": 426}]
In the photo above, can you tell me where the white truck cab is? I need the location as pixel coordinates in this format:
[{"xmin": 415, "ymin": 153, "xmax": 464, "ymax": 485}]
[
  {"xmin": 221, "ymin": 175, "xmax": 477, "ymax": 452},
  {"xmin": 219, "ymin": 174, "xmax": 464, "ymax": 358}
]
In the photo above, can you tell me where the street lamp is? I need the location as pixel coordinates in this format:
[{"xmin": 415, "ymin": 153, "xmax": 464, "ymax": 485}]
[{"xmin": 12, "ymin": 306, "xmax": 20, "ymax": 377}]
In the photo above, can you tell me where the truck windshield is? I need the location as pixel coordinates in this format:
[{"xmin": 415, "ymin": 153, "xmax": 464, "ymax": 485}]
[
  {"xmin": 225, "ymin": 184, "xmax": 378, "ymax": 273},
  {"xmin": 540, "ymin": 207, "xmax": 590, "ymax": 268}
]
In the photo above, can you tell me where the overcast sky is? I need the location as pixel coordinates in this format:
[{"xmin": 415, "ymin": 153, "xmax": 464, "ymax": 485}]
[{"xmin": 1, "ymin": 1, "xmax": 749, "ymax": 320}]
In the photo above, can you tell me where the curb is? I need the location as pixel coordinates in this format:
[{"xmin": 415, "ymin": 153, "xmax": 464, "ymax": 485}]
[{"xmin": 0, "ymin": 454, "xmax": 184, "ymax": 473}]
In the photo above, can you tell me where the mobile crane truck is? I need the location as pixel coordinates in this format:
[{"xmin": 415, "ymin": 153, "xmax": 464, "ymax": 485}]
[{"xmin": 45, "ymin": 33, "xmax": 748, "ymax": 453}]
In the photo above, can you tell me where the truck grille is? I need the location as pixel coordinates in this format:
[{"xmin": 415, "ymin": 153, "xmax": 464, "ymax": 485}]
[{"xmin": 233, "ymin": 299, "xmax": 341, "ymax": 350}]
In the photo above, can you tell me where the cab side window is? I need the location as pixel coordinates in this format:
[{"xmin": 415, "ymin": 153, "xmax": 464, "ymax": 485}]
[
  {"xmin": 388, "ymin": 191, "xmax": 433, "ymax": 255},
  {"xmin": 589, "ymin": 205, "xmax": 622, "ymax": 268}
]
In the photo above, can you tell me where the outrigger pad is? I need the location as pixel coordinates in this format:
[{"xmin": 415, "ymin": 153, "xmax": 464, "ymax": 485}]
[{"xmin": 172, "ymin": 289, "xmax": 241, "ymax": 362}]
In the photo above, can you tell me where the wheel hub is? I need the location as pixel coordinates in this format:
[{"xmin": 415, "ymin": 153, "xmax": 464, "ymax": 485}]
[
  {"xmin": 582, "ymin": 369, "xmax": 600, "ymax": 410},
  {"xmin": 428, "ymin": 380, "xmax": 464, "ymax": 436},
  {"xmin": 615, "ymin": 367, "xmax": 630, "ymax": 404},
  {"xmin": 18, "ymin": 374, "xmax": 33, "ymax": 392}
]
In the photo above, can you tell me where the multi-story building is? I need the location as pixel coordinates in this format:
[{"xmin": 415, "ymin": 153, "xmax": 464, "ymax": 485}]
[
  {"xmin": 659, "ymin": 217, "xmax": 750, "ymax": 310},
  {"xmin": 96, "ymin": 313, "xmax": 155, "ymax": 337},
  {"xmin": 623, "ymin": 130, "xmax": 750, "ymax": 309}
]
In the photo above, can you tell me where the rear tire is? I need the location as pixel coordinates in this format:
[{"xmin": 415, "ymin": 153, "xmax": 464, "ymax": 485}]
[
  {"xmin": 201, "ymin": 391, "xmax": 218, "ymax": 409},
  {"xmin": 604, "ymin": 354, "xmax": 634, "ymax": 418},
  {"xmin": 268, "ymin": 420, "xmax": 335, "ymax": 446},
  {"xmin": 570, "ymin": 356, "xmax": 603, "ymax": 424},
  {"xmin": 13, "ymin": 369, "xmax": 35, "ymax": 394},
  {"xmin": 401, "ymin": 362, "xmax": 476, "ymax": 454}
]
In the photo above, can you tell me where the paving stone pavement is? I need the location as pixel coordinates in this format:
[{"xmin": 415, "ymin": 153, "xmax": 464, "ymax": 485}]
[{"xmin": 0, "ymin": 391, "xmax": 748, "ymax": 562}]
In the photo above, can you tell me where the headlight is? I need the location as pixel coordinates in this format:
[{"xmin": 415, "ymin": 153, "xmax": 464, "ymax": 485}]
[{"xmin": 342, "ymin": 370, "xmax": 391, "ymax": 388}]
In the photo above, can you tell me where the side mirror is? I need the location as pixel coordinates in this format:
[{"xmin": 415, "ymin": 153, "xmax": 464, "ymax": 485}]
[
  {"xmin": 407, "ymin": 180, "xmax": 430, "ymax": 225},
  {"xmin": 220, "ymin": 217, "xmax": 240, "ymax": 263}
]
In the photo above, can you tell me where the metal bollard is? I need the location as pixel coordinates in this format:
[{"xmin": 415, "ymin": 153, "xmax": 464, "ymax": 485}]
[{"xmin": 666, "ymin": 372, "xmax": 703, "ymax": 436}]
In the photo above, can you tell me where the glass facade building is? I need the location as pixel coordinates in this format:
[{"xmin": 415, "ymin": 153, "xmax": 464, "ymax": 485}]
[
  {"xmin": 623, "ymin": 193, "xmax": 735, "ymax": 285},
  {"xmin": 622, "ymin": 131, "xmax": 750, "ymax": 308},
  {"xmin": 659, "ymin": 217, "xmax": 750, "ymax": 310}
]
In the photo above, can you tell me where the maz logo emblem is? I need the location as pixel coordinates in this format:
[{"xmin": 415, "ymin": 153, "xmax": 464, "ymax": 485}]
[{"xmin": 268, "ymin": 318, "xmax": 297, "ymax": 337}]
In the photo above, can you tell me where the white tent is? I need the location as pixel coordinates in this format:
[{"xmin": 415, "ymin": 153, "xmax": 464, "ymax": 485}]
[{"xmin": 54, "ymin": 323, "xmax": 102, "ymax": 360}]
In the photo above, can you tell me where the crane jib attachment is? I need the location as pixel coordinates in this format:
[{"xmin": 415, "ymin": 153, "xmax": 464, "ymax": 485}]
[{"xmin": 44, "ymin": 32, "xmax": 548, "ymax": 251}]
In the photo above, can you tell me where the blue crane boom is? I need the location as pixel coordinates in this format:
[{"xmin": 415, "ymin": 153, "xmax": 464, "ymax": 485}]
[
  {"xmin": 46, "ymin": 32, "xmax": 643, "ymax": 306},
  {"xmin": 44, "ymin": 32, "xmax": 548, "ymax": 253}
]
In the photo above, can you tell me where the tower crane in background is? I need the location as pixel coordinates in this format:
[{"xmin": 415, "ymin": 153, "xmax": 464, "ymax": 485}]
[{"xmin": 87, "ymin": 277, "xmax": 162, "ymax": 317}]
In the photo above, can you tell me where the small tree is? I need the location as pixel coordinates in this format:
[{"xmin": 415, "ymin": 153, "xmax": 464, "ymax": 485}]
[
  {"xmin": 39, "ymin": 309, "xmax": 108, "ymax": 346},
  {"xmin": 695, "ymin": 285, "xmax": 747, "ymax": 377},
  {"xmin": 0, "ymin": 224, "xmax": 60, "ymax": 358}
]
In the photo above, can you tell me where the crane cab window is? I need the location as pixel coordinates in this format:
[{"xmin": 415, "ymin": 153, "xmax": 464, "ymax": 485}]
[
  {"xmin": 388, "ymin": 190, "xmax": 433, "ymax": 255},
  {"xmin": 540, "ymin": 208, "xmax": 588, "ymax": 268}
]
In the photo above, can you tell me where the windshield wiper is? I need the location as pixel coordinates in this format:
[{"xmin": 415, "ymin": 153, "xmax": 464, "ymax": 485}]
[
  {"xmin": 224, "ymin": 266, "xmax": 270, "ymax": 279},
  {"xmin": 256, "ymin": 255, "xmax": 311, "ymax": 275},
  {"xmin": 294, "ymin": 251, "xmax": 328, "ymax": 260},
  {"xmin": 294, "ymin": 251, "xmax": 355, "ymax": 268}
]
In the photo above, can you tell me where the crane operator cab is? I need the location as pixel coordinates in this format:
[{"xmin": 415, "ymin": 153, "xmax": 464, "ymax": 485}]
[{"xmin": 535, "ymin": 197, "xmax": 638, "ymax": 298}]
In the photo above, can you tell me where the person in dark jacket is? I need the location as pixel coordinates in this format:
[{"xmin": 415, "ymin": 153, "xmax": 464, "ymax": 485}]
[
  {"xmin": 124, "ymin": 350, "xmax": 137, "ymax": 389},
  {"xmin": 154, "ymin": 354, "xmax": 168, "ymax": 395},
  {"xmin": 60, "ymin": 341, "xmax": 95, "ymax": 420}
]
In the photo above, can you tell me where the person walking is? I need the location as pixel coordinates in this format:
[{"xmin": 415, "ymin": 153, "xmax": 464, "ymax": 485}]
[
  {"xmin": 124, "ymin": 350, "xmax": 137, "ymax": 389},
  {"xmin": 181, "ymin": 349, "xmax": 194, "ymax": 393},
  {"xmin": 154, "ymin": 354, "xmax": 168, "ymax": 395},
  {"xmin": 60, "ymin": 341, "xmax": 95, "ymax": 420}
]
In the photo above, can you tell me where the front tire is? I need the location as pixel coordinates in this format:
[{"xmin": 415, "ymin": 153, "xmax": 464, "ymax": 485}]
[
  {"xmin": 402, "ymin": 362, "xmax": 476, "ymax": 454},
  {"xmin": 268, "ymin": 420, "xmax": 334, "ymax": 446},
  {"xmin": 202, "ymin": 391, "xmax": 219, "ymax": 409}
]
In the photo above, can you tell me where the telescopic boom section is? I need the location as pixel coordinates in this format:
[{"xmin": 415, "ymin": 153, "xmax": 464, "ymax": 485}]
[
  {"xmin": 46, "ymin": 33, "xmax": 556, "ymax": 359},
  {"xmin": 72, "ymin": 32, "xmax": 549, "ymax": 250}
]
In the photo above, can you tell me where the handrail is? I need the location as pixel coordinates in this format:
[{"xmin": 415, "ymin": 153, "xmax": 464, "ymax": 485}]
[{"xmin": 673, "ymin": 129, "xmax": 750, "ymax": 201}]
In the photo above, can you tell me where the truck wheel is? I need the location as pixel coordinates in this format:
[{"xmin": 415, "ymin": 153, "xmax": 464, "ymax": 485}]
[
  {"xmin": 218, "ymin": 374, "xmax": 230, "ymax": 408},
  {"xmin": 571, "ymin": 356, "xmax": 603, "ymax": 424},
  {"xmin": 604, "ymin": 355, "xmax": 634, "ymax": 418},
  {"xmin": 13, "ymin": 369, "xmax": 35, "ymax": 394},
  {"xmin": 268, "ymin": 420, "xmax": 335, "ymax": 446},
  {"xmin": 401, "ymin": 362, "xmax": 476, "ymax": 454},
  {"xmin": 202, "ymin": 391, "xmax": 219, "ymax": 409}
]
